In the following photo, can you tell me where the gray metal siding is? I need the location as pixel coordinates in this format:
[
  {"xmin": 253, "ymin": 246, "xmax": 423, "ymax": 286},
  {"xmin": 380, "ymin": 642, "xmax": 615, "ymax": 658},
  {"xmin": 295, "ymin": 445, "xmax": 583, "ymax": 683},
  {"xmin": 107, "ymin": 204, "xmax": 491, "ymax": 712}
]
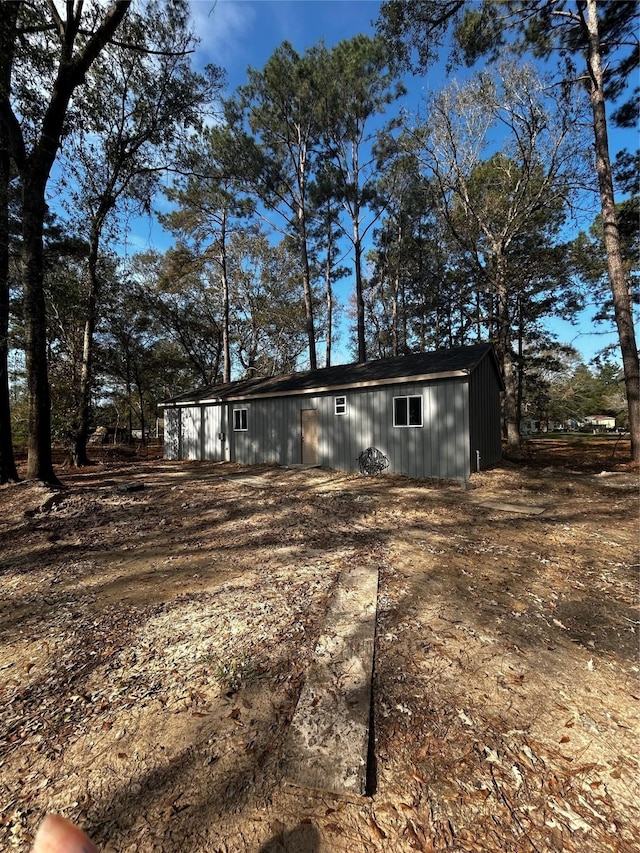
[
  {"xmin": 229, "ymin": 398, "xmax": 303, "ymax": 466},
  {"xmin": 167, "ymin": 374, "xmax": 489, "ymax": 481},
  {"xmin": 233, "ymin": 380, "xmax": 470, "ymax": 480},
  {"xmin": 180, "ymin": 406, "xmax": 202, "ymax": 460},
  {"xmin": 164, "ymin": 409, "xmax": 180, "ymax": 460},
  {"xmin": 378, "ymin": 380, "xmax": 470, "ymax": 480},
  {"xmin": 203, "ymin": 406, "xmax": 223, "ymax": 461}
]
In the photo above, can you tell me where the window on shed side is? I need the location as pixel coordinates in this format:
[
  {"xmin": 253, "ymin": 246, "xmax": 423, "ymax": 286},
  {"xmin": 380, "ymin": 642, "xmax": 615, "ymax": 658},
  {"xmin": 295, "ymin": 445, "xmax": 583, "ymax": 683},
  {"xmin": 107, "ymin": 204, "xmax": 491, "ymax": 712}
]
[
  {"xmin": 335, "ymin": 396, "xmax": 347, "ymax": 415},
  {"xmin": 233, "ymin": 408, "xmax": 248, "ymax": 431},
  {"xmin": 393, "ymin": 395, "xmax": 423, "ymax": 427}
]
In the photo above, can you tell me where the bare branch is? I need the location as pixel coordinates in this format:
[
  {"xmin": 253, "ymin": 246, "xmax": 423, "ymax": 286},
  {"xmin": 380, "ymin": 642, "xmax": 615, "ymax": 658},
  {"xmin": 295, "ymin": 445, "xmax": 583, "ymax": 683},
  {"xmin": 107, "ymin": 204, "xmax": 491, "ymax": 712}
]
[
  {"xmin": 105, "ymin": 38, "xmax": 195, "ymax": 57},
  {"xmin": 44, "ymin": 0, "xmax": 65, "ymax": 41}
]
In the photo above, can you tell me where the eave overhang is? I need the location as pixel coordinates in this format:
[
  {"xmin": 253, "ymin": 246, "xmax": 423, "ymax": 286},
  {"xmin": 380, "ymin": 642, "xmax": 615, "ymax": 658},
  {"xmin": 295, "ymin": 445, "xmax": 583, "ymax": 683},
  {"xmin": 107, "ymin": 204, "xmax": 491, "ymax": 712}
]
[{"xmin": 160, "ymin": 369, "xmax": 470, "ymax": 407}]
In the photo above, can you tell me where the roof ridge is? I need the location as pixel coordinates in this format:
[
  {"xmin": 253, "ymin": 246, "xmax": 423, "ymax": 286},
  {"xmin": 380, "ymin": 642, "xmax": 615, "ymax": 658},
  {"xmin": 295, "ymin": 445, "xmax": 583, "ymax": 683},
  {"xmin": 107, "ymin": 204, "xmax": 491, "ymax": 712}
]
[{"xmin": 162, "ymin": 343, "xmax": 498, "ymax": 406}]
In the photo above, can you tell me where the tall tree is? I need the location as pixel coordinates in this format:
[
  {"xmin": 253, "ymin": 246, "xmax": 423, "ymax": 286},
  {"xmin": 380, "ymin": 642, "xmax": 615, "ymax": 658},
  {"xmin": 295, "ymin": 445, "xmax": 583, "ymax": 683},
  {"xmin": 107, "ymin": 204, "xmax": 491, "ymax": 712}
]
[
  {"xmin": 570, "ymin": 194, "xmax": 638, "ymax": 328},
  {"xmin": 377, "ymin": 0, "xmax": 640, "ymax": 459},
  {"xmin": 308, "ymin": 166, "xmax": 349, "ymax": 368},
  {"xmin": 405, "ymin": 63, "xmax": 588, "ymax": 444},
  {"xmin": 137, "ymin": 246, "xmax": 226, "ymax": 389},
  {"xmin": 99, "ymin": 274, "xmax": 177, "ymax": 442},
  {"xmin": 565, "ymin": 0, "xmax": 639, "ymax": 459},
  {"xmin": 0, "ymin": 3, "xmax": 19, "ymax": 482},
  {"xmin": 367, "ymin": 155, "xmax": 448, "ymax": 357},
  {"xmin": 1, "ymin": 0, "xmax": 133, "ymax": 483},
  {"xmin": 319, "ymin": 35, "xmax": 406, "ymax": 363},
  {"xmin": 43, "ymin": 233, "xmax": 95, "ymax": 448},
  {"xmin": 227, "ymin": 229, "xmax": 309, "ymax": 377},
  {"xmin": 162, "ymin": 123, "xmax": 251, "ymax": 385},
  {"xmin": 60, "ymin": 2, "xmax": 216, "ymax": 466},
  {"xmin": 236, "ymin": 42, "xmax": 326, "ymax": 369}
]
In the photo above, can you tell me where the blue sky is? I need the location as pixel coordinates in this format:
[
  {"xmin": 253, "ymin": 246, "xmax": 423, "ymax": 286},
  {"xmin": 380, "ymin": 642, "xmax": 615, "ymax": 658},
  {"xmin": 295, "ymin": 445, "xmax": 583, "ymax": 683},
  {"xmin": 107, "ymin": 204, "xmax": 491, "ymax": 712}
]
[
  {"xmin": 192, "ymin": 0, "xmax": 383, "ymax": 92},
  {"xmin": 133, "ymin": 0, "xmax": 635, "ymax": 367}
]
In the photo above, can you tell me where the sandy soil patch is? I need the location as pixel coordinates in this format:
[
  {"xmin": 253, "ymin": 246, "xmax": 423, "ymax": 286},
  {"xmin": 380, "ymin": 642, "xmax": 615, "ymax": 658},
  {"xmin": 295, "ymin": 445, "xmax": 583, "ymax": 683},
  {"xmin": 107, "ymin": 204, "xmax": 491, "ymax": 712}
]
[{"xmin": 1, "ymin": 440, "xmax": 638, "ymax": 851}]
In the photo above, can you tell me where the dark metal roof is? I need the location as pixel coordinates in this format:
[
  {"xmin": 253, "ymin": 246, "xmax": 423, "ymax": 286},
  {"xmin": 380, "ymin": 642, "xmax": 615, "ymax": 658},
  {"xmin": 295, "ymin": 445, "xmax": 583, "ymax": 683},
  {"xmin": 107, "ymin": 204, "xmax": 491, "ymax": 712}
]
[{"xmin": 162, "ymin": 343, "xmax": 502, "ymax": 406}]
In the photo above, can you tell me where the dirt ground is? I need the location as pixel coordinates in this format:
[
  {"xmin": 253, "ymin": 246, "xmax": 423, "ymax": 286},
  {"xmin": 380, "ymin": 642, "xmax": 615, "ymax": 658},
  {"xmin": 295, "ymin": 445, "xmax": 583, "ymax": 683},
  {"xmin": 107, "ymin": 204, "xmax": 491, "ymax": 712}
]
[{"xmin": 1, "ymin": 438, "xmax": 638, "ymax": 852}]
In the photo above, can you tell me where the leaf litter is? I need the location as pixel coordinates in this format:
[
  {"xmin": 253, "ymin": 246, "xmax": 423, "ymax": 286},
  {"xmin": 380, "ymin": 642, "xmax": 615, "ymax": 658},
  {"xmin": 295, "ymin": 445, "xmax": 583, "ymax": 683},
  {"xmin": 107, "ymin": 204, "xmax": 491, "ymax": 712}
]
[{"xmin": 0, "ymin": 445, "xmax": 638, "ymax": 851}]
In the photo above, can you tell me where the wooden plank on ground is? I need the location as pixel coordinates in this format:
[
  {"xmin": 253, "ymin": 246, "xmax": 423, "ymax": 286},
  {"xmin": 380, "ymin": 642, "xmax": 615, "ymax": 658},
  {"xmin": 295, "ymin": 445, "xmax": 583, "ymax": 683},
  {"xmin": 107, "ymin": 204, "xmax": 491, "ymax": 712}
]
[{"xmin": 282, "ymin": 563, "xmax": 378, "ymax": 796}]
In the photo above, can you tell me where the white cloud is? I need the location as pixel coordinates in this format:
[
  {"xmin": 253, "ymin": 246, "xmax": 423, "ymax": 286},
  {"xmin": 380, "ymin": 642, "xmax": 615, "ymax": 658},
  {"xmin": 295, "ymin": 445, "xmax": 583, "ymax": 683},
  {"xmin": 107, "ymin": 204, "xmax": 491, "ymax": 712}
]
[{"xmin": 189, "ymin": 0, "xmax": 257, "ymax": 76}]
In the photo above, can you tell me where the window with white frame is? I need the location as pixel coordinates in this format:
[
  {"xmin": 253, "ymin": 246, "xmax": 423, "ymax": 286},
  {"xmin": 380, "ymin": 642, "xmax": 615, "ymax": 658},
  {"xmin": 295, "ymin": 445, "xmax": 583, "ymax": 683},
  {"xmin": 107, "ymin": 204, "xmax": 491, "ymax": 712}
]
[
  {"xmin": 393, "ymin": 395, "xmax": 423, "ymax": 427},
  {"xmin": 233, "ymin": 408, "xmax": 248, "ymax": 431},
  {"xmin": 335, "ymin": 395, "xmax": 347, "ymax": 416}
]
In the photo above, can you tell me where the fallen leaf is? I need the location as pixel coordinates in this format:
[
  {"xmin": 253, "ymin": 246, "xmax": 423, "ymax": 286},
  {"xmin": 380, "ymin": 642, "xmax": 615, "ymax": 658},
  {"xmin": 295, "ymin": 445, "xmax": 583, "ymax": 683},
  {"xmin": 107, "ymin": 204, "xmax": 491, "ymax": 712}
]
[{"xmin": 369, "ymin": 817, "xmax": 387, "ymax": 840}]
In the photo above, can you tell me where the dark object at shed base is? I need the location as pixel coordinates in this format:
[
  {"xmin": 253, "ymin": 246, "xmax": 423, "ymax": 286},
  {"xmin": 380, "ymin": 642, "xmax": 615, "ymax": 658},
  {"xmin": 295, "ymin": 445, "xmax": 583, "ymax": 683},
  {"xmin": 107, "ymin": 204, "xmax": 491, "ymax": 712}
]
[{"xmin": 358, "ymin": 447, "xmax": 389, "ymax": 476}]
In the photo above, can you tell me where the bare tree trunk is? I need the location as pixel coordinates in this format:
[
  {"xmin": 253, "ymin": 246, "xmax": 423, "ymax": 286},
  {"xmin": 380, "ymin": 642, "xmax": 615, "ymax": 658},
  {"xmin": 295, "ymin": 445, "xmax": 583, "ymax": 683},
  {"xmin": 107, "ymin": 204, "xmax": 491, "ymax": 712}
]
[
  {"xmin": 401, "ymin": 277, "xmax": 408, "ymax": 354},
  {"xmin": 137, "ymin": 381, "xmax": 145, "ymax": 445},
  {"xmin": 516, "ymin": 296, "xmax": 525, "ymax": 435},
  {"xmin": 297, "ymin": 202, "xmax": 317, "ymax": 370},
  {"xmin": 0, "ymin": 155, "xmax": 18, "ymax": 482},
  {"xmin": 70, "ymin": 220, "xmax": 101, "ymax": 467},
  {"xmin": 0, "ymin": 2, "xmax": 20, "ymax": 483},
  {"xmin": 502, "ymin": 348, "xmax": 520, "ymax": 447},
  {"xmin": 391, "ymin": 272, "xmax": 399, "ymax": 358},
  {"xmin": 220, "ymin": 210, "xmax": 231, "ymax": 384},
  {"xmin": 9, "ymin": 2, "xmax": 131, "ymax": 484},
  {"xmin": 585, "ymin": 0, "xmax": 639, "ymax": 461},
  {"xmin": 325, "ymin": 250, "xmax": 333, "ymax": 368},
  {"xmin": 23, "ymin": 172, "xmax": 59, "ymax": 484},
  {"xmin": 391, "ymin": 224, "xmax": 401, "ymax": 357},
  {"xmin": 353, "ymin": 216, "xmax": 366, "ymax": 363},
  {"xmin": 494, "ymin": 254, "xmax": 519, "ymax": 447},
  {"xmin": 73, "ymin": 309, "xmax": 95, "ymax": 466}
]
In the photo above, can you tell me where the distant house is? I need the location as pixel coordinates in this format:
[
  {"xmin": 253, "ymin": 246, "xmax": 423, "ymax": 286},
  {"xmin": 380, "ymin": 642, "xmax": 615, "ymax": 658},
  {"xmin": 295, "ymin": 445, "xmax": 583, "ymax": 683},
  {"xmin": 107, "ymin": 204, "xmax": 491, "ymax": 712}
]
[
  {"xmin": 161, "ymin": 343, "xmax": 504, "ymax": 481},
  {"xmin": 584, "ymin": 414, "xmax": 616, "ymax": 431}
]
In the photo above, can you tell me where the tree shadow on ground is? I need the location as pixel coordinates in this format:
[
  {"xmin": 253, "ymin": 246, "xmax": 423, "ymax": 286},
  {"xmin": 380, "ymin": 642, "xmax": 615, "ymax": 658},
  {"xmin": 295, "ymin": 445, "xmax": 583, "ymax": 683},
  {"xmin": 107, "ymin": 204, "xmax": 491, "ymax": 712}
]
[{"xmin": 258, "ymin": 822, "xmax": 321, "ymax": 852}]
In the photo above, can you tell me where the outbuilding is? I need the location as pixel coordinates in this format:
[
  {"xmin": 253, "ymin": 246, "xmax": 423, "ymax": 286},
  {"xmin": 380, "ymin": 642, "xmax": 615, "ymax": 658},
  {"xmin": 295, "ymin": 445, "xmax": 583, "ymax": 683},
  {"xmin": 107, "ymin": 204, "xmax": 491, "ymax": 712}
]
[{"xmin": 161, "ymin": 342, "xmax": 504, "ymax": 481}]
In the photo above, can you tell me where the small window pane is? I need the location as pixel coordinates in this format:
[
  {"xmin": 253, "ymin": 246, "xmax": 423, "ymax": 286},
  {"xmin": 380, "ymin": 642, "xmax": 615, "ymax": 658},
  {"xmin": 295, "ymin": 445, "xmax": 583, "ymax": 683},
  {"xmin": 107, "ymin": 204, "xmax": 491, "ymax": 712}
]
[
  {"xmin": 335, "ymin": 396, "xmax": 346, "ymax": 415},
  {"xmin": 233, "ymin": 408, "xmax": 247, "ymax": 431},
  {"xmin": 394, "ymin": 398, "xmax": 408, "ymax": 426},
  {"xmin": 409, "ymin": 396, "xmax": 422, "ymax": 426},
  {"xmin": 394, "ymin": 396, "xmax": 422, "ymax": 427}
]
